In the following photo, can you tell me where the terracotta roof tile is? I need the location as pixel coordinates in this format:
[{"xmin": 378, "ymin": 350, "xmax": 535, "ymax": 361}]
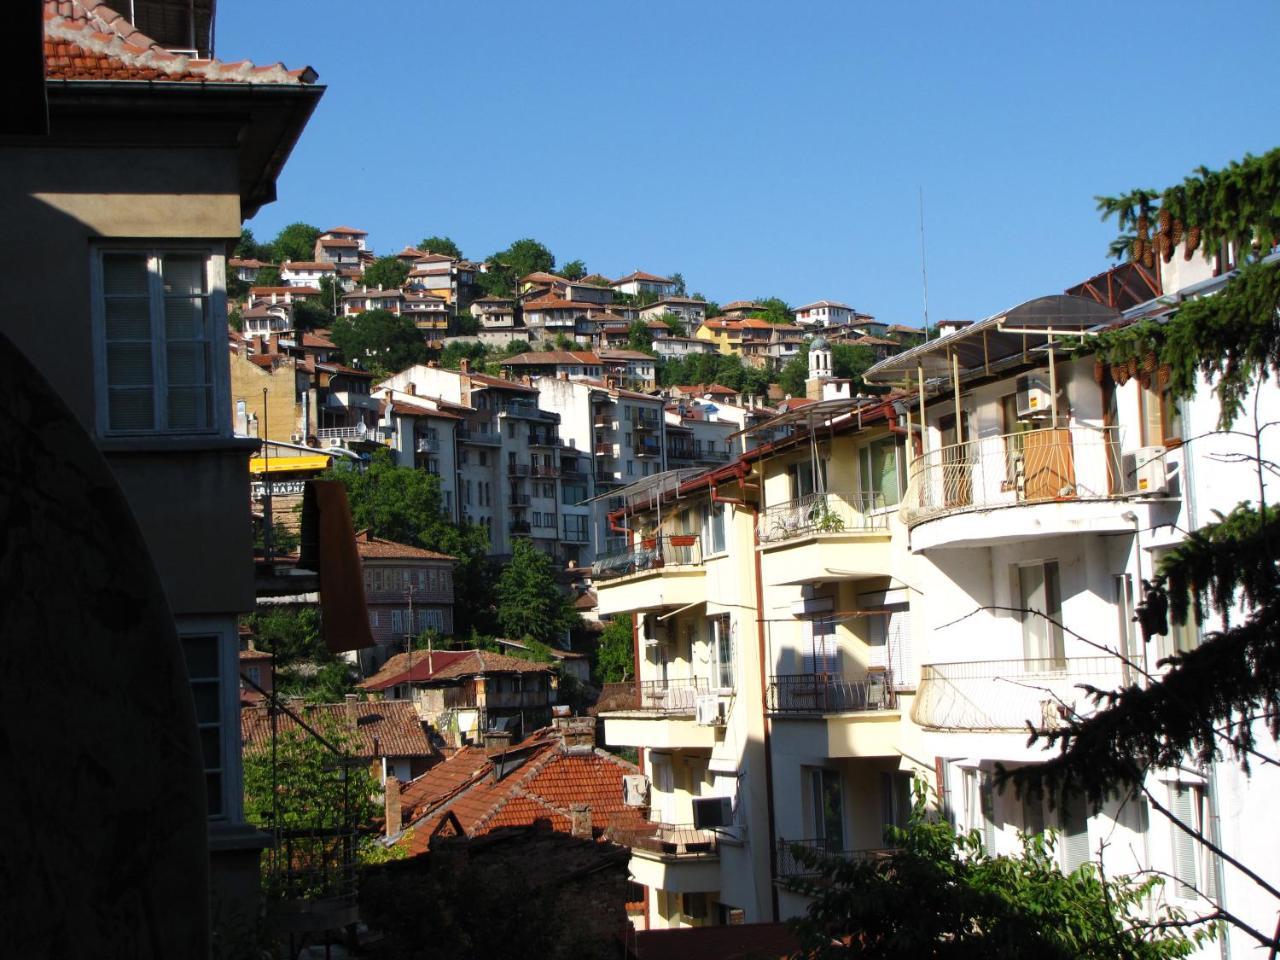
[
  {"xmin": 353, "ymin": 529, "xmax": 456, "ymax": 562},
  {"xmin": 358, "ymin": 649, "xmax": 477, "ymax": 691},
  {"xmin": 323, "ymin": 226, "xmax": 368, "ymax": 236},
  {"xmin": 612, "ymin": 271, "xmax": 672, "ymax": 285},
  {"xmin": 500, "ymin": 351, "xmax": 602, "ymax": 366},
  {"xmin": 427, "ymin": 650, "xmax": 552, "ymax": 681},
  {"xmin": 241, "ymin": 700, "xmax": 437, "ymax": 760}
]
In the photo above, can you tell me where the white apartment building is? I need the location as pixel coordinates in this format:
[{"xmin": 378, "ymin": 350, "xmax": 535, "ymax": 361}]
[
  {"xmin": 279, "ymin": 259, "xmax": 337, "ymax": 286},
  {"xmin": 793, "ymin": 299, "xmax": 857, "ymax": 327},
  {"xmin": 612, "ymin": 271, "xmax": 679, "ymax": 299},
  {"xmin": 639, "ymin": 297, "xmax": 707, "ymax": 331},
  {"xmin": 371, "ymin": 387, "xmax": 463, "ymax": 520},
  {"xmin": 593, "ymin": 250, "xmax": 1279, "ymax": 953}
]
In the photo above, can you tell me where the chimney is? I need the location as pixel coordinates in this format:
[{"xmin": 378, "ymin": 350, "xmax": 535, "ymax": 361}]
[
  {"xmin": 459, "ymin": 358, "xmax": 470, "ymax": 373},
  {"xmin": 267, "ymin": 333, "xmax": 279, "ymax": 356},
  {"xmin": 384, "ymin": 775, "xmax": 401, "ymax": 838},
  {"xmin": 484, "ymin": 729, "xmax": 513, "ymax": 756},
  {"xmin": 406, "ymin": 382, "xmax": 417, "ymax": 395},
  {"xmin": 569, "ymin": 803, "xmax": 592, "ymax": 839}
]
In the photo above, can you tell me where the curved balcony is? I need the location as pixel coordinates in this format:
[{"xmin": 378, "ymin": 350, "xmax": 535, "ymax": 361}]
[
  {"xmin": 592, "ymin": 535, "xmax": 705, "ymax": 616},
  {"xmin": 911, "ymin": 656, "xmax": 1127, "ymax": 733},
  {"xmin": 756, "ymin": 492, "xmax": 891, "ymax": 585},
  {"xmin": 900, "ymin": 426, "xmax": 1135, "ymax": 550}
]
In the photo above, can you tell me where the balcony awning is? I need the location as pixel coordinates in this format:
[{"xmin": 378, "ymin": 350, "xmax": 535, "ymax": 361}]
[
  {"xmin": 587, "ymin": 468, "xmax": 704, "ymax": 509},
  {"xmin": 863, "ymin": 295, "xmax": 1121, "ymax": 386},
  {"xmin": 731, "ymin": 395, "xmax": 880, "ymax": 441}
]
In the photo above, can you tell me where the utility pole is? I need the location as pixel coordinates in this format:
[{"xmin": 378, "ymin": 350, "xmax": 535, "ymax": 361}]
[
  {"xmin": 262, "ymin": 387, "xmax": 274, "ymax": 560},
  {"xmin": 404, "ymin": 581, "xmax": 415, "ymax": 706}
]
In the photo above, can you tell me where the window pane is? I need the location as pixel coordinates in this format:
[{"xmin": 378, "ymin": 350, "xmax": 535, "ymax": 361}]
[
  {"xmin": 165, "ymin": 295, "xmax": 205, "ymax": 340},
  {"xmin": 199, "ymin": 727, "xmax": 221, "ymax": 769},
  {"xmin": 103, "ymin": 253, "xmax": 149, "ymax": 295},
  {"xmin": 168, "ymin": 386, "xmax": 212, "ymax": 431},
  {"xmin": 166, "ymin": 341, "xmax": 209, "ymax": 386},
  {"xmin": 106, "ymin": 342, "xmax": 153, "ymax": 386},
  {"xmin": 162, "ymin": 255, "xmax": 206, "ymax": 297},
  {"xmin": 191, "ymin": 682, "xmax": 220, "ymax": 724},
  {"xmin": 105, "ymin": 296, "xmax": 151, "ymax": 340},
  {"xmin": 206, "ymin": 772, "xmax": 224, "ymax": 818},
  {"xmin": 108, "ymin": 389, "xmax": 155, "ymax": 431},
  {"xmin": 182, "ymin": 635, "xmax": 220, "ymax": 677}
]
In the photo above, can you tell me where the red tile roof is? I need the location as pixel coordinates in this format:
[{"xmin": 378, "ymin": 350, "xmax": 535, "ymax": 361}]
[
  {"xmin": 250, "ymin": 286, "xmax": 320, "ymax": 297},
  {"xmin": 324, "ymin": 226, "xmax": 368, "ymax": 236},
  {"xmin": 428, "ymin": 650, "xmax": 553, "ymax": 681},
  {"xmin": 241, "ymin": 700, "xmax": 438, "ymax": 760},
  {"xmin": 612, "ymin": 271, "xmax": 672, "ymax": 285},
  {"xmin": 358, "ymin": 650, "xmax": 477, "ymax": 691},
  {"xmin": 520, "ymin": 271, "xmax": 566, "ymax": 284},
  {"xmin": 464, "ymin": 372, "xmax": 538, "ymax": 393},
  {"xmin": 354, "ymin": 529, "xmax": 456, "ymax": 562},
  {"xmin": 399, "ymin": 745, "xmax": 493, "ymax": 822},
  {"xmin": 501, "ymin": 351, "xmax": 602, "ymax": 366},
  {"xmin": 43, "ymin": 3, "xmax": 317, "ymax": 84},
  {"xmin": 522, "ymin": 297, "xmax": 602, "ymax": 312}
]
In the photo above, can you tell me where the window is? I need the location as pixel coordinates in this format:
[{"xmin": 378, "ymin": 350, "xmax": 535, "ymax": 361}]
[
  {"xmin": 1140, "ymin": 381, "xmax": 1184, "ymax": 447},
  {"xmin": 703, "ymin": 502, "xmax": 726, "ymax": 554},
  {"xmin": 866, "ymin": 595, "xmax": 914, "ymax": 689},
  {"xmin": 807, "ymin": 768, "xmax": 844, "ymax": 851},
  {"xmin": 803, "ymin": 617, "xmax": 837, "ymax": 674},
  {"xmin": 859, "ymin": 437, "xmax": 903, "ymax": 508},
  {"xmin": 95, "ymin": 248, "xmax": 223, "ymax": 434},
  {"xmin": 183, "ymin": 633, "xmax": 224, "ymax": 817},
  {"xmin": 881, "ymin": 772, "xmax": 913, "ymax": 838},
  {"xmin": 1169, "ymin": 781, "xmax": 1217, "ymax": 900},
  {"xmin": 1059, "ymin": 791, "xmax": 1091, "ymax": 874},
  {"xmin": 179, "ymin": 618, "xmax": 238, "ymax": 822},
  {"xmin": 711, "ymin": 615, "xmax": 734, "ymax": 690},
  {"xmin": 479, "ymin": 451, "xmax": 488, "ymax": 466},
  {"xmin": 1017, "ymin": 560, "xmax": 1064, "ymax": 666}
]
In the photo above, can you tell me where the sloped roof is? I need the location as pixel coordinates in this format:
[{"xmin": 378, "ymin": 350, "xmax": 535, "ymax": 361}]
[
  {"xmin": 501, "ymin": 351, "xmax": 602, "ymax": 366},
  {"xmin": 353, "ymin": 529, "xmax": 456, "ymax": 562},
  {"xmin": 358, "ymin": 650, "xmax": 477, "ymax": 691},
  {"xmin": 598, "ymin": 349, "xmax": 654, "ymax": 361},
  {"xmin": 43, "ymin": 2, "xmax": 317, "ymax": 84},
  {"xmin": 324, "ymin": 226, "xmax": 368, "ymax": 236},
  {"xmin": 241, "ymin": 700, "xmax": 437, "ymax": 759},
  {"xmin": 612, "ymin": 271, "xmax": 672, "ymax": 285},
  {"xmin": 428, "ymin": 650, "xmax": 552, "ymax": 680},
  {"xmin": 522, "ymin": 298, "xmax": 602, "ymax": 312},
  {"xmin": 794, "ymin": 299, "xmax": 853, "ymax": 311}
]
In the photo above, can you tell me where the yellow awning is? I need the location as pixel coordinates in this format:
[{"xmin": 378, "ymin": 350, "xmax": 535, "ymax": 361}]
[{"xmin": 249, "ymin": 454, "xmax": 334, "ymax": 475}]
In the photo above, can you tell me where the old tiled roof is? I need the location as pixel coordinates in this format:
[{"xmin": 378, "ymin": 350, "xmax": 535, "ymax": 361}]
[
  {"xmin": 520, "ymin": 271, "xmax": 566, "ymax": 284},
  {"xmin": 597, "ymin": 349, "xmax": 653, "ymax": 361},
  {"xmin": 281, "ymin": 261, "xmax": 336, "ymax": 271},
  {"xmin": 399, "ymin": 745, "xmax": 493, "ymax": 822},
  {"xmin": 251, "ymin": 286, "xmax": 320, "ymax": 296},
  {"xmin": 400, "ymin": 730, "xmax": 644, "ymax": 854},
  {"xmin": 324, "ymin": 226, "xmax": 368, "ymax": 236},
  {"xmin": 612, "ymin": 271, "xmax": 671, "ymax": 285},
  {"xmin": 358, "ymin": 650, "xmax": 477, "ymax": 691},
  {"xmin": 241, "ymin": 699, "xmax": 437, "ymax": 759},
  {"xmin": 464, "ymin": 372, "xmax": 538, "ymax": 393},
  {"xmin": 522, "ymin": 297, "xmax": 601, "ymax": 312},
  {"xmin": 738, "ymin": 318, "xmax": 773, "ymax": 329},
  {"xmin": 299, "ymin": 331, "xmax": 337, "ymax": 349},
  {"xmin": 354, "ymin": 529, "xmax": 456, "ymax": 562},
  {"xmin": 500, "ymin": 351, "xmax": 601, "ymax": 366},
  {"xmin": 44, "ymin": 2, "xmax": 317, "ymax": 84},
  {"xmin": 229, "ymin": 257, "xmax": 271, "ymax": 268},
  {"xmin": 721, "ymin": 300, "xmax": 763, "ymax": 311},
  {"xmin": 795, "ymin": 299, "xmax": 852, "ymax": 311},
  {"xmin": 428, "ymin": 650, "xmax": 552, "ymax": 681},
  {"xmin": 675, "ymin": 383, "xmax": 737, "ymax": 396},
  {"xmin": 578, "ymin": 274, "xmax": 613, "ymax": 287}
]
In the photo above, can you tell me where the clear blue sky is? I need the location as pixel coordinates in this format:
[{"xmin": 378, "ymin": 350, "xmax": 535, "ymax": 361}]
[{"xmin": 225, "ymin": 0, "xmax": 1280, "ymax": 326}]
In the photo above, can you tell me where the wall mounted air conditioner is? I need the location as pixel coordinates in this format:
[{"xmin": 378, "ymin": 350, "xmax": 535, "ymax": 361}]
[
  {"xmin": 1015, "ymin": 374, "xmax": 1052, "ymax": 418},
  {"xmin": 1121, "ymin": 446, "xmax": 1169, "ymax": 495},
  {"xmin": 622, "ymin": 774, "xmax": 650, "ymax": 807},
  {"xmin": 695, "ymin": 694, "xmax": 727, "ymax": 726},
  {"xmin": 692, "ymin": 795, "xmax": 733, "ymax": 829}
]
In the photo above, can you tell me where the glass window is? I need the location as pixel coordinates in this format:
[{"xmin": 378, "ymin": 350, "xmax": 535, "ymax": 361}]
[
  {"xmin": 1018, "ymin": 561, "xmax": 1064, "ymax": 666},
  {"xmin": 181, "ymin": 633, "xmax": 224, "ymax": 818},
  {"xmin": 98, "ymin": 250, "xmax": 220, "ymax": 434},
  {"xmin": 859, "ymin": 437, "xmax": 902, "ymax": 508},
  {"xmin": 809, "ymin": 768, "xmax": 844, "ymax": 851}
]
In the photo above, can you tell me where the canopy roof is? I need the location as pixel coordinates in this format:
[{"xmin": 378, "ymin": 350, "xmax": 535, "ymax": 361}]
[
  {"xmin": 863, "ymin": 295, "xmax": 1120, "ymax": 385},
  {"xmin": 588, "ymin": 468, "xmax": 704, "ymax": 511},
  {"xmin": 733, "ymin": 395, "xmax": 880, "ymax": 441}
]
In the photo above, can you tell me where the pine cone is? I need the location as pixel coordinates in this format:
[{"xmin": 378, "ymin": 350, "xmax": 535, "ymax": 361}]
[
  {"xmin": 1113, "ymin": 363, "xmax": 1130, "ymax": 385},
  {"xmin": 1157, "ymin": 364, "xmax": 1172, "ymax": 388},
  {"xmin": 1143, "ymin": 249, "xmax": 1156, "ymax": 269},
  {"xmin": 1161, "ymin": 233, "xmax": 1174, "ymax": 262},
  {"xmin": 1171, "ymin": 220, "xmax": 1184, "ymax": 245},
  {"xmin": 1127, "ymin": 357, "xmax": 1139, "ymax": 377},
  {"xmin": 1138, "ymin": 369, "xmax": 1152, "ymax": 390},
  {"xmin": 1137, "ymin": 214, "xmax": 1149, "ymax": 236},
  {"xmin": 1142, "ymin": 351, "xmax": 1157, "ymax": 373},
  {"xmin": 1132, "ymin": 237, "xmax": 1146, "ymax": 262},
  {"xmin": 1186, "ymin": 225, "xmax": 1201, "ymax": 255},
  {"xmin": 1158, "ymin": 209, "xmax": 1171, "ymax": 233}
]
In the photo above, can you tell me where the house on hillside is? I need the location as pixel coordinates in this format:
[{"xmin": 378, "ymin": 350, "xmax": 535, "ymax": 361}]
[
  {"xmin": 355, "ymin": 530, "xmax": 456, "ymax": 673},
  {"xmin": 612, "ymin": 271, "xmax": 678, "ymax": 299}
]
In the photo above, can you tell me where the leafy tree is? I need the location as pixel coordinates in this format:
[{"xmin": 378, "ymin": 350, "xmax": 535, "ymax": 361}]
[
  {"xmin": 789, "ymin": 785, "xmax": 1207, "ymax": 959},
  {"xmin": 417, "ymin": 235, "xmax": 463, "ymax": 259},
  {"xmin": 247, "ymin": 607, "xmax": 324, "ymax": 668},
  {"xmin": 362, "ymin": 255, "xmax": 411, "ymax": 291},
  {"xmin": 270, "ymin": 221, "xmax": 321, "ymax": 264},
  {"xmin": 235, "ymin": 226, "xmax": 273, "ymax": 262},
  {"xmin": 440, "ymin": 339, "xmax": 489, "ymax": 372},
  {"xmin": 495, "ymin": 538, "xmax": 580, "ymax": 646},
  {"xmin": 670, "ymin": 271, "xmax": 687, "ymax": 296},
  {"xmin": 329, "ymin": 308, "xmax": 429, "ymax": 376},
  {"xmin": 228, "ymin": 305, "xmax": 243, "ymax": 332},
  {"xmin": 658, "ymin": 312, "xmax": 684, "ymax": 335},
  {"xmin": 255, "ymin": 264, "xmax": 281, "ymax": 288},
  {"xmin": 626, "ymin": 320, "xmax": 654, "ymax": 353},
  {"xmin": 326, "ymin": 449, "xmax": 497, "ymax": 636},
  {"xmin": 595, "ymin": 617, "xmax": 634, "ymax": 683},
  {"xmin": 292, "ymin": 297, "xmax": 332, "ymax": 332},
  {"xmin": 750, "ymin": 296, "xmax": 793, "ymax": 324},
  {"xmin": 453, "ymin": 311, "xmax": 480, "ymax": 336},
  {"xmin": 476, "ymin": 238, "xmax": 556, "ymax": 298},
  {"xmin": 316, "ymin": 274, "xmax": 342, "ymax": 317},
  {"xmin": 778, "ymin": 350, "xmax": 808, "ymax": 397},
  {"xmin": 560, "ymin": 259, "xmax": 587, "ymax": 281}
]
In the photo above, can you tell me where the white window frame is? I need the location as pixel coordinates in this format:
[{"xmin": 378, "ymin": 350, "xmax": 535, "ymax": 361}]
[
  {"xmin": 177, "ymin": 616, "xmax": 240, "ymax": 823},
  {"xmin": 90, "ymin": 244, "xmax": 229, "ymax": 438}
]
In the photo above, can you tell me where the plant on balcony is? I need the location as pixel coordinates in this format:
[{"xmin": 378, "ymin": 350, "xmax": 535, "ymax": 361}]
[
  {"xmin": 811, "ymin": 505, "xmax": 846, "ymax": 533},
  {"xmin": 788, "ymin": 785, "xmax": 1208, "ymax": 959}
]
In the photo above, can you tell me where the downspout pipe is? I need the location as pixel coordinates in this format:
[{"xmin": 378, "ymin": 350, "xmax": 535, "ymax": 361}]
[{"xmin": 750, "ymin": 493, "xmax": 781, "ymax": 921}]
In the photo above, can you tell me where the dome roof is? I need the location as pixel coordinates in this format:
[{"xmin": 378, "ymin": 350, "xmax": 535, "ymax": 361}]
[{"xmin": 810, "ymin": 335, "xmax": 829, "ymax": 350}]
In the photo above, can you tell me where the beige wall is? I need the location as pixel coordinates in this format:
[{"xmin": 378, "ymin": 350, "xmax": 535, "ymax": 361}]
[{"xmin": 229, "ymin": 350, "xmax": 299, "ymax": 442}]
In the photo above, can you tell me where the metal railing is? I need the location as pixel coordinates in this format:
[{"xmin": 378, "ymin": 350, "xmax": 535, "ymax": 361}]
[
  {"xmin": 911, "ymin": 656, "xmax": 1127, "ymax": 732},
  {"xmin": 529, "ymin": 432, "xmax": 559, "ymax": 446},
  {"xmin": 532, "ymin": 464, "xmax": 560, "ymax": 477},
  {"xmin": 591, "ymin": 534, "xmax": 703, "ymax": 580},
  {"xmin": 767, "ymin": 672, "xmax": 895, "ymax": 714},
  {"xmin": 776, "ymin": 839, "xmax": 895, "ymax": 879},
  {"xmin": 757, "ymin": 492, "xmax": 888, "ymax": 544},
  {"xmin": 634, "ymin": 441, "xmax": 662, "ymax": 458},
  {"xmin": 634, "ymin": 415, "xmax": 661, "ymax": 432},
  {"xmin": 509, "ymin": 493, "xmax": 531, "ymax": 507},
  {"xmin": 596, "ymin": 677, "xmax": 708, "ymax": 714},
  {"xmin": 613, "ymin": 822, "xmax": 719, "ymax": 858},
  {"xmin": 695, "ymin": 448, "xmax": 731, "ymax": 462},
  {"xmin": 901, "ymin": 425, "xmax": 1125, "ymax": 527},
  {"xmin": 457, "ymin": 428, "xmax": 501, "ymax": 445},
  {"xmin": 594, "ymin": 443, "xmax": 617, "ymax": 457},
  {"xmin": 502, "ymin": 401, "xmax": 540, "ymax": 418},
  {"xmin": 509, "ymin": 521, "xmax": 532, "ymax": 535},
  {"xmin": 415, "ymin": 436, "xmax": 439, "ymax": 453},
  {"xmin": 509, "ymin": 462, "xmax": 531, "ymax": 476},
  {"xmin": 315, "ymin": 425, "xmax": 369, "ymax": 440}
]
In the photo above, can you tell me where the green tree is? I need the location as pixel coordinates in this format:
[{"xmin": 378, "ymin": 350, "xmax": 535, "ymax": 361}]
[
  {"xmin": 417, "ymin": 235, "xmax": 463, "ymax": 259},
  {"xmin": 329, "ymin": 308, "xmax": 428, "ymax": 376},
  {"xmin": 670, "ymin": 271, "xmax": 687, "ymax": 295},
  {"xmin": 316, "ymin": 274, "xmax": 342, "ymax": 318},
  {"xmin": 626, "ymin": 320, "xmax": 654, "ymax": 353},
  {"xmin": 255, "ymin": 264, "xmax": 281, "ymax": 288},
  {"xmin": 228, "ymin": 305, "xmax": 243, "ymax": 332},
  {"xmin": 476, "ymin": 238, "xmax": 556, "ymax": 298},
  {"xmin": 595, "ymin": 617, "xmax": 634, "ymax": 683},
  {"xmin": 270, "ymin": 221, "xmax": 321, "ymax": 264},
  {"xmin": 789, "ymin": 786, "xmax": 1207, "ymax": 959},
  {"xmin": 750, "ymin": 296, "xmax": 793, "ymax": 324},
  {"xmin": 362, "ymin": 255, "xmax": 411, "ymax": 291},
  {"xmin": 247, "ymin": 607, "xmax": 324, "ymax": 667},
  {"xmin": 560, "ymin": 259, "xmax": 587, "ymax": 281},
  {"xmin": 453, "ymin": 311, "xmax": 480, "ymax": 336},
  {"xmin": 495, "ymin": 538, "xmax": 580, "ymax": 646},
  {"xmin": 440, "ymin": 339, "xmax": 489, "ymax": 372},
  {"xmin": 293, "ymin": 297, "xmax": 332, "ymax": 332},
  {"xmin": 327, "ymin": 449, "xmax": 497, "ymax": 636},
  {"xmin": 658, "ymin": 312, "xmax": 684, "ymax": 335},
  {"xmin": 235, "ymin": 226, "xmax": 272, "ymax": 262},
  {"xmin": 778, "ymin": 350, "xmax": 808, "ymax": 397}
]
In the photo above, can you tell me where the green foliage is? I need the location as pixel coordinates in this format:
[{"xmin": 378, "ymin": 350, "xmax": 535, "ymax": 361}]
[
  {"xmin": 477, "ymin": 238, "xmax": 557, "ymax": 298},
  {"xmin": 440, "ymin": 339, "xmax": 489, "ymax": 371},
  {"xmin": 594, "ymin": 617, "xmax": 634, "ymax": 683},
  {"xmin": 270, "ymin": 222, "xmax": 321, "ymax": 264},
  {"xmin": 627, "ymin": 320, "xmax": 654, "ymax": 353},
  {"xmin": 247, "ymin": 607, "xmax": 324, "ymax": 667},
  {"xmin": 750, "ymin": 296, "xmax": 793, "ymax": 324},
  {"xmin": 362, "ymin": 255, "xmax": 411, "ymax": 291},
  {"xmin": 657, "ymin": 312, "xmax": 684, "ymax": 334},
  {"xmin": 316, "ymin": 273, "xmax": 341, "ymax": 313},
  {"xmin": 417, "ymin": 236, "xmax": 463, "ymax": 259},
  {"xmin": 326, "ymin": 449, "xmax": 497, "ymax": 636},
  {"xmin": 254, "ymin": 519, "xmax": 300, "ymax": 555},
  {"xmin": 292, "ymin": 297, "xmax": 332, "ymax": 332},
  {"xmin": 243, "ymin": 717, "xmax": 382, "ymax": 899},
  {"xmin": 234, "ymin": 227, "xmax": 273, "ymax": 262},
  {"xmin": 560, "ymin": 259, "xmax": 587, "ymax": 280},
  {"xmin": 657, "ymin": 351, "xmax": 764, "ymax": 394},
  {"xmin": 255, "ymin": 264, "xmax": 281, "ymax": 288},
  {"xmin": 790, "ymin": 785, "xmax": 1208, "ymax": 959},
  {"xmin": 454, "ymin": 311, "xmax": 480, "ymax": 336},
  {"xmin": 228, "ymin": 305, "xmax": 243, "ymax": 332},
  {"xmin": 670, "ymin": 271, "xmax": 687, "ymax": 295},
  {"xmin": 329, "ymin": 308, "xmax": 429, "ymax": 376},
  {"xmin": 495, "ymin": 539, "xmax": 580, "ymax": 646}
]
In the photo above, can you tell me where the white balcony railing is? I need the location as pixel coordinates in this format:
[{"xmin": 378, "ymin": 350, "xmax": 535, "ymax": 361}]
[
  {"xmin": 901, "ymin": 426, "xmax": 1124, "ymax": 528},
  {"xmin": 757, "ymin": 492, "xmax": 887, "ymax": 544},
  {"xmin": 911, "ymin": 656, "xmax": 1128, "ymax": 733},
  {"xmin": 591, "ymin": 535, "xmax": 702, "ymax": 581}
]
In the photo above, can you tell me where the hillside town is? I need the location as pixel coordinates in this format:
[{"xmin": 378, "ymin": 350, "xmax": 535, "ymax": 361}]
[{"xmin": 4, "ymin": 2, "xmax": 1280, "ymax": 959}]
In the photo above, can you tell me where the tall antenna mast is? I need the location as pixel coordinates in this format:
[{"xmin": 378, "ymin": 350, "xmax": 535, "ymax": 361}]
[{"xmin": 919, "ymin": 187, "xmax": 931, "ymax": 342}]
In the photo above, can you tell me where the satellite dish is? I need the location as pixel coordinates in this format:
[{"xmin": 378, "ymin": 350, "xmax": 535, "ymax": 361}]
[{"xmin": 356, "ymin": 420, "xmax": 368, "ymax": 438}]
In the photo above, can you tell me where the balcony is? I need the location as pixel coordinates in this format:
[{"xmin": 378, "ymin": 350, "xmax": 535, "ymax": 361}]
[
  {"xmin": 633, "ymin": 415, "xmax": 661, "ymax": 433},
  {"xmin": 768, "ymin": 672, "xmax": 901, "ymax": 758},
  {"xmin": 901, "ymin": 426, "xmax": 1137, "ymax": 551},
  {"xmin": 634, "ymin": 441, "xmax": 662, "ymax": 459},
  {"xmin": 532, "ymin": 464, "xmax": 560, "ymax": 478},
  {"xmin": 592, "ymin": 533, "xmax": 705, "ymax": 608},
  {"xmin": 912, "ymin": 656, "xmax": 1127, "ymax": 735},
  {"xmin": 593, "ymin": 414, "xmax": 615, "ymax": 429},
  {"xmin": 594, "ymin": 443, "xmax": 617, "ymax": 458},
  {"xmin": 509, "ymin": 520, "xmax": 532, "ymax": 535},
  {"xmin": 756, "ymin": 492, "xmax": 892, "ymax": 585},
  {"xmin": 612, "ymin": 821, "xmax": 722, "ymax": 895},
  {"xmin": 509, "ymin": 493, "xmax": 531, "ymax": 507},
  {"xmin": 597, "ymin": 678, "xmax": 720, "ymax": 748},
  {"xmin": 324, "ymin": 390, "xmax": 381, "ymax": 412},
  {"xmin": 508, "ymin": 462, "xmax": 531, "ymax": 476},
  {"xmin": 529, "ymin": 432, "xmax": 560, "ymax": 447},
  {"xmin": 457, "ymin": 427, "xmax": 501, "ymax": 446},
  {"xmin": 776, "ymin": 840, "xmax": 894, "ymax": 881},
  {"xmin": 414, "ymin": 436, "xmax": 439, "ymax": 453},
  {"xmin": 500, "ymin": 401, "xmax": 542, "ymax": 419},
  {"xmin": 694, "ymin": 449, "xmax": 730, "ymax": 463},
  {"xmin": 315, "ymin": 425, "xmax": 376, "ymax": 442}
]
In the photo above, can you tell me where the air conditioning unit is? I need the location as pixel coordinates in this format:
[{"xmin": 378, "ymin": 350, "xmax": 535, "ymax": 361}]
[
  {"xmin": 622, "ymin": 774, "xmax": 650, "ymax": 807},
  {"xmin": 1015, "ymin": 374, "xmax": 1052, "ymax": 418},
  {"xmin": 692, "ymin": 795, "xmax": 733, "ymax": 829},
  {"xmin": 696, "ymin": 694, "xmax": 727, "ymax": 726},
  {"xmin": 1121, "ymin": 446, "xmax": 1169, "ymax": 495}
]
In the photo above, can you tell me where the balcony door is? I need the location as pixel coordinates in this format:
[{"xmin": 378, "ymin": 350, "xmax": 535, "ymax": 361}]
[
  {"xmin": 1018, "ymin": 561, "xmax": 1065, "ymax": 668},
  {"xmin": 803, "ymin": 617, "xmax": 837, "ymax": 676},
  {"xmin": 711, "ymin": 615, "xmax": 734, "ymax": 691},
  {"xmin": 808, "ymin": 768, "xmax": 844, "ymax": 852}
]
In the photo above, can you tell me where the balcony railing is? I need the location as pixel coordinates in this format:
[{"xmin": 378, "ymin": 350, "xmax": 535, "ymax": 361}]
[
  {"xmin": 757, "ymin": 492, "xmax": 888, "ymax": 544},
  {"xmin": 315, "ymin": 424, "xmax": 376, "ymax": 441},
  {"xmin": 594, "ymin": 443, "xmax": 617, "ymax": 458},
  {"xmin": 911, "ymin": 656, "xmax": 1127, "ymax": 732},
  {"xmin": 509, "ymin": 521, "xmax": 532, "ymax": 535},
  {"xmin": 901, "ymin": 425, "xmax": 1125, "ymax": 527},
  {"xmin": 529, "ymin": 433, "xmax": 559, "ymax": 447},
  {"xmin": 532, "ymin": 464, "xmax": 560, "ymax": 478},
  {"xmin": 694, "ymin": 448, "xmax": 730, "ymax": 462},
  {"xmin": 593, "ymin": 414, "xmax": 615, "ymax": 429},
  {"xmin": 443, "ymin": 687, "xmax": 478, "ymax": 709},
  {"xmin": 501, "ymin": 401, "xmax": 541, "ymax": 418},
  {"xmin": 591, "ymin": 534, "xmax": 703, "ymax": 580},
  {"xmin": 415, "ymin": 436, "xmax": 439, "ymax": 453},
  {"xmin": 457, "ymin": 428, "xmax": 501, "ymax": 445},
  {"xmin": 767, "ymin": 672, "xmax": 894, "ymax": 714},
  {"xmin": 596, "ymin": 678, "xmax": 708, "ymax": 714},
  {"xmin": 509, "ymin": 493, "xmax": 531, "ymax": 507},
  {"xmin": 612, "ymin": 822, "xmax": 719, "ymax": 859},
  {"xmin": 509, "ymin": 462, "xmax": 531, "ymax": 476},
  {"xmin": 634, "ymin": 416, "xmax": 661, "ymax": 433},
  {"xmin": 776, "ymin": 839, "xmax": 895, "ymax": 879},
  {"xmin": 634, "ymin": 441, "xmax": 662, "ymax": 459}
]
